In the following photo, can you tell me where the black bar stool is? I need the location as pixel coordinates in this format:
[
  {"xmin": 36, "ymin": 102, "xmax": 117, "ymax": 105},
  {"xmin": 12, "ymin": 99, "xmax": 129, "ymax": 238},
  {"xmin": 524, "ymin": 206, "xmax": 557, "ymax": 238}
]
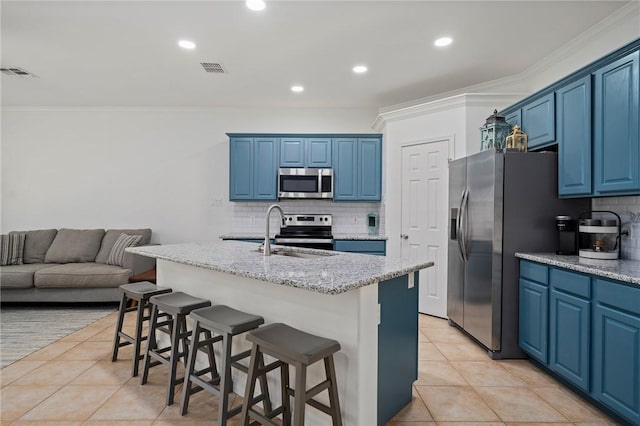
[
  {"xmin": 180, "ymin": 305, "xmax": 273, "ymax": 425},
  {"xmin": 111, "ymin": 281, "xmax": 172, "ymax": 377},
  {"xmin": 140, "ymin": 291, "xmax": 213, "ymax": 405},
  {"xmin": 240, "ymin": 323, "xmax": 343, "ymax": 426}
]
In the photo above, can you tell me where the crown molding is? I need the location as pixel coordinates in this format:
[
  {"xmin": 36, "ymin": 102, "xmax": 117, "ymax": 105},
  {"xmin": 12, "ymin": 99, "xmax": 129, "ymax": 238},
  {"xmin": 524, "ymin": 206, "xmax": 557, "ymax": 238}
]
[{"xmin": 372, "ymin": 92, "xmax": 527, "ymax": 131}]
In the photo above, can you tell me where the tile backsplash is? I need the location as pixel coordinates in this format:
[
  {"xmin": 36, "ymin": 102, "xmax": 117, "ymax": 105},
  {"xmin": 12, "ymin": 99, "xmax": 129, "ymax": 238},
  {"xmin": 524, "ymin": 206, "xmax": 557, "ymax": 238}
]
[
  {"xmin": 231, "ymin": 200, "xmax": 385, "ymax": 237},
  {"xmin": 593, "ymin": 196, "xmax": 640, "ymax": 261}
]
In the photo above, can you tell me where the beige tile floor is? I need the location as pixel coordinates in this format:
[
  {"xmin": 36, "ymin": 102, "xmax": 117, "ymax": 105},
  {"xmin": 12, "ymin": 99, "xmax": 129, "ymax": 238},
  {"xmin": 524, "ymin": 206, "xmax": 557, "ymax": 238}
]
[{"xmin": 0, "ymin": 311, "xmax": 622, "ymax": 425}]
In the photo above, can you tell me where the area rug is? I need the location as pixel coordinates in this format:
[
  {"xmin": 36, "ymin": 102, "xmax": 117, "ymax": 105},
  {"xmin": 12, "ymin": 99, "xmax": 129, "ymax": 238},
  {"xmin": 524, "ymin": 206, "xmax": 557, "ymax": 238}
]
[{"xmin": 0, "ymin": 305, "xmax": 117, "ymax": 368}]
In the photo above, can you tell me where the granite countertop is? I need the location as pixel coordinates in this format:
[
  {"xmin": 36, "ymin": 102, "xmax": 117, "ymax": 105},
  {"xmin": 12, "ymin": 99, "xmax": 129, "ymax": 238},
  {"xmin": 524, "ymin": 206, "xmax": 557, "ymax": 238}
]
[
  {"xmin": 128, "ymin": 241, "xmax": 432, "ymax": 295},
  {"xmin": 219, "ymin": 234, "xmax": 388, "ymax": 241},
  {"xmin": 516, "ymin": 253, "xmax": 640, "ymax": 286}
]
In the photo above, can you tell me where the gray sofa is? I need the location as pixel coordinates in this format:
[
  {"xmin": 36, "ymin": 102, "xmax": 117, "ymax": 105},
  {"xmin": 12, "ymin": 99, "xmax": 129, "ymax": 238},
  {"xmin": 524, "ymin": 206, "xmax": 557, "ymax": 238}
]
[{"xmin": 0, "ymin": 228, "xmax": 156, "ymax": 303}]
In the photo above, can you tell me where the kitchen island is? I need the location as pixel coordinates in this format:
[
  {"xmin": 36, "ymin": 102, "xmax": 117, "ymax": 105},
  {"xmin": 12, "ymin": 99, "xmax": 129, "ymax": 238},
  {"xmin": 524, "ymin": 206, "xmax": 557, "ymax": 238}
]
[{"xmin": 128, "ymin": 241, "xmax": 433, "ymax": 426}]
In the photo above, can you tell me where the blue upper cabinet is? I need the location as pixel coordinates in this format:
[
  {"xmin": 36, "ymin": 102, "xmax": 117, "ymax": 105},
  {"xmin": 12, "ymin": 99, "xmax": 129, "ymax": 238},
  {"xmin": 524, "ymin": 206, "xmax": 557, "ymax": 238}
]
[
  {"xmin": 280, "ymin": 138, "xmax": 305, "ymax": 167},
  {"xmin": 280, "ymin": 137, "xmax": 332, "ymax": 168},
  {"xmin": 504, "ymin": 109, "xmax": 521, "ymax": 128},
  {"xmin": 333, "ymin": 137, "xmax": 382, "ymax": 201},
  {"xmin": 522, "ymin": 92, "xmax": 556, "ymax": 149},
  {"xmin": 306, "ymin": 138, "xmax": 332, "ymax": 168},
  {"xmin": 358, "ymin": 138, "xmax": 382, "ymax": 200},
  {"xmin": 557, "ymin": 76, "xmax": 592, "ymax": 197},
  {"xmin": 594, "ymin": 50, "xmax": 640, "ymax": 196},
  {"xmin": 333, "ymin": 138, "xmax": 358, "ymax": 200},
  {"xmin": 229, "ymin": 137, "xmax": 278, "ymax": 201}
]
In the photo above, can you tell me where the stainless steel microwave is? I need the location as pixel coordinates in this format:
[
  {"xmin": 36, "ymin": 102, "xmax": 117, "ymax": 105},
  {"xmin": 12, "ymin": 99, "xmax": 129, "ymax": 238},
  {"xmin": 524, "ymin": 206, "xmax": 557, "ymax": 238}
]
[{"xmin": 278, "ymin": 168, "xmax": 333, "ymax": 199}]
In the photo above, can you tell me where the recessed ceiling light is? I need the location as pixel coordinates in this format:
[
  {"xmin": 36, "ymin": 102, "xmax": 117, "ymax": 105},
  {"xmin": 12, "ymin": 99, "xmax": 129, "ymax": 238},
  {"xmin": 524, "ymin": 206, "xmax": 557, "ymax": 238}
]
[
  {"xmin": 291, "ymin": 85, "xmax": 304, "ymax": 93},
  {"xmin": 178, "ymin": 40, "xmax": 196, "ymax": 50},
  {"xmin": 246, "ymin": 0, "xmax": 266, "ymax": 11},
  {"xmin": 434, "ymin": 37, "xmax": 453, "ymax": 47},
  {"xmin": 353, "ymin": 65, "xmax": 368, "ymax": 74}
]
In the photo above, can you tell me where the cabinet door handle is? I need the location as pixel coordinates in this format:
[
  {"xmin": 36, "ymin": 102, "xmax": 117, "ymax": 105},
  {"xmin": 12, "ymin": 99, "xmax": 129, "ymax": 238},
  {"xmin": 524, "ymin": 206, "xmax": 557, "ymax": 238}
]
[{"xmin": 400, "ymin": 234, "xmax": 409, "ymax": 240}]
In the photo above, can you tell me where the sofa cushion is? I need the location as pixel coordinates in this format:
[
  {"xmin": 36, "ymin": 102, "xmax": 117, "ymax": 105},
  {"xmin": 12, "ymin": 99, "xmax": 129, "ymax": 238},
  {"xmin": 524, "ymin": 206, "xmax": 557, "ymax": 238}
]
[
  {"xmin": 107, "ymin": 233, "xmax": 142, "ymax": 267},
  {"xmin": 34, "ymin": 263, "xmax": 130, "ymax": 288},
  {"xmin": 1, "ymin": 233, "xmax": 26, "ymax": 266},
  {"xmin": 44, "ymin": 229, "xmax": 105, "ymax": 263},
  {"xmin": 95, "ymin": 229, "xmax": 152, "ymax": 264},
  {"xmin": 10, "ymin": 229, "xmax": 58, "ymax": 263},
  {"xmin": 0, "ymin": 263, "xmax": 59, "ymax": 289}
]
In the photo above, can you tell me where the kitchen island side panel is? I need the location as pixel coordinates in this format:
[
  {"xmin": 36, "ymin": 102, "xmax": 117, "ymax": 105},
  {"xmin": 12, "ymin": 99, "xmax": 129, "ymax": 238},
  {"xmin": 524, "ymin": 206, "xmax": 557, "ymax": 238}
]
[
  {"xmin": 156, "ymin": 258, "xmax": 379, "ymax": 426},
  {"xmin": 378, "ymin": 272, "xmax": 419, "ymax": 426}
]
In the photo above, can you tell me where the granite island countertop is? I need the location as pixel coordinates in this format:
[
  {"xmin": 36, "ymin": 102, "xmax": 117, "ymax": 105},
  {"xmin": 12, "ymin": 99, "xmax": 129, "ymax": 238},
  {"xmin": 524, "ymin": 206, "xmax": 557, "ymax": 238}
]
[
  {"xmin": 128, "ymin": 241, "xmax": 431, "ymax": 295},
  {"xmin": 516, "ymin": 252, "xmax": 640, "ymax": 286}
]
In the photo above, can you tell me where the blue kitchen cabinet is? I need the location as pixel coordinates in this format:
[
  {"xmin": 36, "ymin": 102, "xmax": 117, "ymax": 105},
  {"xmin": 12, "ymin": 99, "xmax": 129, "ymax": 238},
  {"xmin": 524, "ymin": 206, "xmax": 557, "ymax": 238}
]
[
  {"xmin": 306, "ymin": 138, "xmax": 332, "ymax": 168},
  {"xmin": 592, "ymin": 278, "xmax": 640, "ymax": 425},
  {"xmin": 280, "ymin": 138, "xmax": 305, "ymax": 167},
  {"xmin": 229, "ymin": 137, "xmax": 278, "ymax": 201},
  {"xmin": 549, "ymin": 268, "xmax": 591, "ymax": 392},
  {"xmin": 519, "ymin": 260, "xmax": 549, "ymax": 364},
  {"xmin": 593, "ymin": 50, "xmax": 640, "ymax": 196},
  {"xmin": 505, "ymin": 109, "xmax": 521, "ymax": 128},
  {"xmin": 334, "ymin": 240, "xmax": 386, "ymax": 256},
  {"xmin": 522, "ymin": 92, "xmax": 556, "ymax": 149},
  {"xmin": 557, "ymin": 76, "xmax": 592, "ymax": 197},
  {"xmin": 279, "ymin": 137, "xmax": 332, "ymax": 168},
  {"xmin": 333, "ymin": 137, "xmax": 382, "ymax": 201}
]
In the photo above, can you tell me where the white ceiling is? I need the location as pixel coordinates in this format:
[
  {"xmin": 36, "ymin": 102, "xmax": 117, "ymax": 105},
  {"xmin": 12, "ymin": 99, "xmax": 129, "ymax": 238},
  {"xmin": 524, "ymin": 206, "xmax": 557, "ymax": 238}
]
[{"xmin": 1, "ymin": 1, "xmax": 632, "ymax": 109}]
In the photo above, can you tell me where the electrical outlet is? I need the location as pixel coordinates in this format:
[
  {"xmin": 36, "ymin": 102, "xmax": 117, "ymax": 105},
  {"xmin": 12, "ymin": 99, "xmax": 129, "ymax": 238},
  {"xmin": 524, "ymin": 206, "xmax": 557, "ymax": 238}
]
[{"xmin": 251, "ymin": 216, "xmax": 256, "ymax": 224}]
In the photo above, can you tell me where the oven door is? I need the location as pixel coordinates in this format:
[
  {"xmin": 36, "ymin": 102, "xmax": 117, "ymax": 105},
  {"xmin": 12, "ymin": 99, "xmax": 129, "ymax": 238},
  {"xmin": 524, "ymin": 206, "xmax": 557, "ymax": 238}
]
[{"xmin": 274, "ymin": 238, "xmax": 334, "ymax": 250}]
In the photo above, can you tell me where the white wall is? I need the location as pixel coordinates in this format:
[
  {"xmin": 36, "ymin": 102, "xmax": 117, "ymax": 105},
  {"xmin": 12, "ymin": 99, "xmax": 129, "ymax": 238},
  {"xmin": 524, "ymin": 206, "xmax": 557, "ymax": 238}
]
[{"xmin": 1, "ymin": 107, "xmax": 376, "ymax": 243}]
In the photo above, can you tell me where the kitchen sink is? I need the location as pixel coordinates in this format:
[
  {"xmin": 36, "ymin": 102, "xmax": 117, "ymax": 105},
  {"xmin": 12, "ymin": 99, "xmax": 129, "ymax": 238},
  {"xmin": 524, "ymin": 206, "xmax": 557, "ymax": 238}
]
[{"xmin": 254, "ymin": 247, "xmax": 334, "ymax": 259}]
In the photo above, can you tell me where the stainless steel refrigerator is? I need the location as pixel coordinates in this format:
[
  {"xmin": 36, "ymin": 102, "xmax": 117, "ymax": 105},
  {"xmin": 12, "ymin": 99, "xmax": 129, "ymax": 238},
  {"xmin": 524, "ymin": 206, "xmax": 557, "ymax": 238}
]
[{"xmin": 447, "ymin": 150, "xmax": 590, "ymax": 359}]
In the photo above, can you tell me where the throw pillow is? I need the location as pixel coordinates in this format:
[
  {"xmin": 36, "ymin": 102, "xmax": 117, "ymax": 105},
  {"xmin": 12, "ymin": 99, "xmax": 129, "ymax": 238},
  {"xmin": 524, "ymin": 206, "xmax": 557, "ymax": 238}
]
[
  {"xmin": 44, "ymin": 229, "xmax": 106, "ymax": 263},
  {"xmin": 0, "ymin": 233, "xmax": 26, "ymax": 266},
  {"xmin": 107, "ymin": 233, "xmax": 143, "ymax": 267}
]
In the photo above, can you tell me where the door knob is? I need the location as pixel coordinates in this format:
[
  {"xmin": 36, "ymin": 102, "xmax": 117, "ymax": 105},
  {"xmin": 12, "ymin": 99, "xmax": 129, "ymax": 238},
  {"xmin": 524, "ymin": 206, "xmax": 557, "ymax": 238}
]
[{"xmin": 400, "ymin": 234, "xmax": 409, "ymax": 239}]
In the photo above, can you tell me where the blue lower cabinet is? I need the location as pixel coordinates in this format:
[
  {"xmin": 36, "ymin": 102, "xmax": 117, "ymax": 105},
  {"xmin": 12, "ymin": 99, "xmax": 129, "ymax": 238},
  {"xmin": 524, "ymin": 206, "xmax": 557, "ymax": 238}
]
[
  {"xmin": 519, "ymin": 277, "xmax": 549, "ymax": 364},
  {"xmin": 333, "ymin": 240, "xmax": 386, "ymax": 256},
  {"xmin": 592, "ymin": 278, "xmax": 640, "ymax": 425},
  {"xmin": 378, "ymin": 273, "xmax": 418, "ymax": 426},
  {"xmin": 549, "ymin": 289, "xmax": 590, "ymax": 392}
]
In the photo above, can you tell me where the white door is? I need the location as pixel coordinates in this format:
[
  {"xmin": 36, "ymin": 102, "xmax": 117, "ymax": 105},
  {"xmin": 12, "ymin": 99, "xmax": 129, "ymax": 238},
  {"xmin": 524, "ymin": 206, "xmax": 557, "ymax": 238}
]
[{"xmin": 401, "ymin": 140, "xmax": 449, "ymax": 317}]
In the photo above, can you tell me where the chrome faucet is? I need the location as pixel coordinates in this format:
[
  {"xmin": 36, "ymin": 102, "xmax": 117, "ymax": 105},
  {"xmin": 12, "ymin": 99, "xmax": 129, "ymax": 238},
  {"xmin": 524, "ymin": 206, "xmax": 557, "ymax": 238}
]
[{"xmin": 264, "ymin": 204, "xmax": 285, "ymax": 256}]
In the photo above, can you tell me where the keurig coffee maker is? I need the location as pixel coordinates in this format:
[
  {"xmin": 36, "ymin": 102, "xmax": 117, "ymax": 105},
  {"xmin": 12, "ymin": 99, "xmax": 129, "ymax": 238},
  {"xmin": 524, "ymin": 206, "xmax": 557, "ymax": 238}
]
[{"xmin": 556, "ymin": 215, "xmax": 578, "ymax": 255}]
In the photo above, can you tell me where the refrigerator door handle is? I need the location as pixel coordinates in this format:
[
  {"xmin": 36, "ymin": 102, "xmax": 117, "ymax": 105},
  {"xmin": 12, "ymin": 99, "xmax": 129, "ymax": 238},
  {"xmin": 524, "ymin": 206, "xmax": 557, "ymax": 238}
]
[
  {"xmin": 456, "ymin": 190, "xmax": 465, "ymax": 261},
  {"xmin": 460, "ymin": 189, "xmax": 470, "ymax": 262}
]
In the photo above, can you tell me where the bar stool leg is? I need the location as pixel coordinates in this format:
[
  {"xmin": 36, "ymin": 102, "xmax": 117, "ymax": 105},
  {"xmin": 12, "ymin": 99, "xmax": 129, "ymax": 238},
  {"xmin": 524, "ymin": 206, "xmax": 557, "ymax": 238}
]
[
  {"xmin": 292, "ymin": 363, "xmax": 306, "ymax": 426},
  {"xmin": 141, "ymin": 303, "xmax": 159, "ymax": 385},
  {"xmin": 258, "ymin": 353, "xmax": 273, "ymax": 416},
  {"xmin": 203, "ymin": 329, "xmax": 218, "ymax": 381},
  {"xmin": 180, "ymin": 321, "xmax": 202, "ymax": 415},
  {"xmin": 131, "ymin": 300, "xmax": 146, "ymax": 377},
  {"xmin": 217, "ymin": 333, "xmax": 233, "ymax": 426},
  {"xmin": 280, "ymin": 361, "xmax": 291, "ymax": 426},
  {"xmin": 111, "ymin": 292, "xmax": 128, "ymax": 362},
  {"xmin": 167, "ymin": 313, "xmax": 182, "ymax": 405},
  {"xmin": 240, "ymin": 344, "xmax": 260, "ymax": 426},
  {"xmin": 325, "ymin": 356, "xmax": 342, "ymax": 426}
]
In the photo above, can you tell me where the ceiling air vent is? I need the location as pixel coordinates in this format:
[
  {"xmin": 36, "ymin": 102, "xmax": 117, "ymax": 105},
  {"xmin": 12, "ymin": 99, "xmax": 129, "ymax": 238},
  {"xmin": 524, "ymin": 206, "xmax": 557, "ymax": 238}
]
[
  {"xmin": 0, "ymin": 67, "xmax": 38, "ymax": 77},
  {"xmin": 200, "ymin": 62, "xmax": 226, "ymax": 74}
]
